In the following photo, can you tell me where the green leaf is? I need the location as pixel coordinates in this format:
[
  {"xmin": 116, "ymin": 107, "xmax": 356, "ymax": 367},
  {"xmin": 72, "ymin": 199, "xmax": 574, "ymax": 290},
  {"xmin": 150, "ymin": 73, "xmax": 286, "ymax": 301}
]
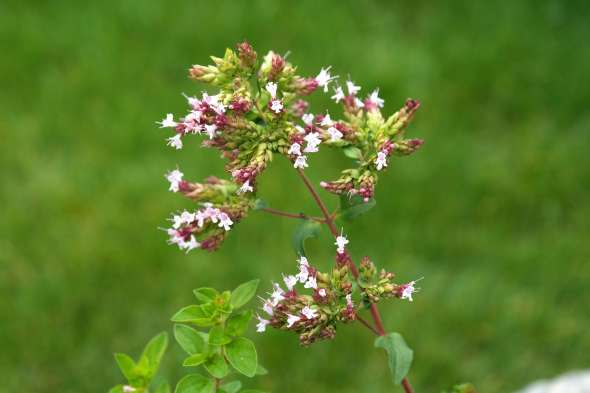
[
  {"xmin": 208, "ymin": 326, "xmax": 232, "ymax": 346},
  {"xmin": 204, "ymin": 352, "xmax": 229, "ymax": 378},
  {"xmin": 139, "ymin": 332, "xmax": 168, "ymax": 373},
  {"xmin": 374, "ymin": 332, "xmax": 413, "ymax": 385},
  {"xmin": 114, "ymin": 353, "xmax": 136, "ymax": 380},
  {"xmin": 253, "ymin": 198, "xmax": 269, "ymax": 210},
  {"xmin": 343, "ymin": 146, "xmax": 363, "ymax": 160},
  {"xmin": 255, "ymin": 364, "xmax": 268, "ymax": 376},
  {"xmin": 225, "ymin": 337, "xmax": 258, "ymax": 378},
  {"xmin": 171, "ymin": 305, "xmax": 213, "ymax": 326},
  {"xmin": 174, "ymin": 324, "xmax": 207, "ymax": 355},
  {"xmin": 175, "ymin": 374, "xmax": 215, "ymax": 393},
  {"xmin": 193, "ymin": 287, "xmax": 219, "ymax": 303},
  {"xmin": 291, "ymin": 219, "xmax": 321, "ymax": 256},
  {"xmin": 226, "ymin": 310, "xmax": 253, "ymax": 337},
  {"xmin": 230, "ymin": 280, "xmax": 260, "ymax": 309},
  {"xmin": 219, "ymin": 380, "xmax": 242, "ymax": 393},
  {"xmin": 183, "ymin": 353, "xmax": 208, "ymax": 367},
  {"xmin": 241, "ymin": 390, "xmax": 268, "ymax": 393},
  {"xmin": 339, "ymin": 194, "xmax": 376, "ymax": 221}
]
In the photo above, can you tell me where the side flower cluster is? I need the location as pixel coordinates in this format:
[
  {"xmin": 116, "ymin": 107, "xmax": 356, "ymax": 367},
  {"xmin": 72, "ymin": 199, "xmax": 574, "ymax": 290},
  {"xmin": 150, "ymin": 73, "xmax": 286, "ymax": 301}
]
[
  {"xmin": 164, "ymin": 170, "xmax": 253, "ymax": 252},
  {"xmin": 256, "ymin": 256, "xmax": 356, "ymax": 346},
  {"xmin": 358, "ymin": 257, "xmax": 420, "ymax": 305}
]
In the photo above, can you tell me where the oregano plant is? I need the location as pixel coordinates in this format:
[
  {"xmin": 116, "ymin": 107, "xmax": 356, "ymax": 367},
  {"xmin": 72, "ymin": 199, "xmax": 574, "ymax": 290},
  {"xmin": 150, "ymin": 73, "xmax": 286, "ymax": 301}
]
[{"xmin": 110, "ymin": 41, "xmax": 475, "ymax": 393}]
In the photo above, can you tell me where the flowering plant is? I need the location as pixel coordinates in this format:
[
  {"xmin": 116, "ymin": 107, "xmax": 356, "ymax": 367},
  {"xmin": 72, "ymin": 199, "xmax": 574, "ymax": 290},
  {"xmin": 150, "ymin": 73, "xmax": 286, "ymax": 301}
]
[{"xmin": 109, "ymin": 42, "xmax": 473, "ymax": 393}]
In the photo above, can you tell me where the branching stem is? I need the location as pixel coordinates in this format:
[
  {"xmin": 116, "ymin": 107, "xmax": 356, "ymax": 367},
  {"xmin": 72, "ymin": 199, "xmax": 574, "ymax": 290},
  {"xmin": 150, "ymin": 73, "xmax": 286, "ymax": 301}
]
[{"xmin": 260, "ymin": 207, "xmax": 324, "ymax": 223}]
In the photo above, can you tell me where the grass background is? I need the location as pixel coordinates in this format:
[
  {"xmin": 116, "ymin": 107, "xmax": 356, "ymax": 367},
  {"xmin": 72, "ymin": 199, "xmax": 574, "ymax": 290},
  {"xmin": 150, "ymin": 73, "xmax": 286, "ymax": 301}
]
[{"xmin": 1, "ymin": 0, "xmax": 589, "ymax": 392}]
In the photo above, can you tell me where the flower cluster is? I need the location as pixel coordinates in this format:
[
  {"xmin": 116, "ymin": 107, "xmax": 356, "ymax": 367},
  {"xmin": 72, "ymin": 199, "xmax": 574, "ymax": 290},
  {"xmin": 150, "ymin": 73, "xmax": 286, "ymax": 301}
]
[
  {"xmin": 318, "ymin": 96, "xmax": 424, "ymax": 202},
  {"xmin": 164, "ymin": 170, "xmax": 253, "ymax": 252},
  {"xmin": 256, "ymin": 256, "xmax": 356, "ymax": 346},
  {"xmin": 159, "ymin": 41, "xmax": 422, "ymax": 245},
  {"xmin": 358, "ymin": 257, "xmax": 420, "ymax": 305}
]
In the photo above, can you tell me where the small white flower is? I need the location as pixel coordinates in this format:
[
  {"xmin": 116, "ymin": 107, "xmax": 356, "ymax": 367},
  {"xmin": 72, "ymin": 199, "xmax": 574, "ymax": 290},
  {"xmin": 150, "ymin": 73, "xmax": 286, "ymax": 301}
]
[
  {"xmin": 304, "ymin": 275, "xmax": 317, "ymax": 289},
  {"xmin": 346, "ymin": 293, "xmax": 354, "ymax": 307},
  {"xmin": 320, "ymin": 113, "xmax": 334, "ymax": 127},
  {"xmin": 217, "ymin": 212, "xmax": 233, "ymax": 231},
  {"xmin": 327, "ymin": 126, "xmax": 343, "ymax": 142},
  {"xmin": 296, "ymin": 257, "xmax": 309, "ymax": 283},
  {"xmin": 354, "ymin": 97, "xmax": 365, "ymax": 108},
  {"xmin": 288, "ymin": 142, "xmax": 302, "ymax": 156},
  {"xmin": 184, "ymin": 94, "xmax": 200, "ymax": 108},
  {"xmin": 283, "ymin": 274, "xmax": 298, "ymax": 291},
  {"xmin": 204, "ymin": 124, "xmax": 217, "ymax": 139},
  {"xmin": 298, "ymin": 256, "xmax": 309, "ymax": 267},
  {"xmin": 302, "ymin": 113, "xmax": 314, "ymax": 126},
  {"xmin": 294, "ymin": 155, "xmax": 308, "ymax": 169},
  {"xmin": 270, "ymin": 99, "xmax": 283, "ymax": 113},
  {"xmin": 375, "ymin": 151, "xmax": 388, "ymax": 171},
  {"xmin": 295, "ymin": 125, "xmax": 306, "ymax": 134},
  {"xmin": 172, "ymin": 215, "xmax": 184, "ymax": 229},
  {"xmin": 195, "ymin": 210, "xmax": 208, "ymax": 227},
  {"xmin": 315, "ymin": 66, "xmax": 338, "ymax": 92},
  {"xmin": 202, "ymin": 92, "xmax": 219, "ymax": 106},
  {"xmin": 204, "ymin": 205, "xmax": 221, "ymax": 223},
  {"xmin": 270, "ymin": 283, "xmax": 285, "ymax": 305},
  {"xmin": 331, "ymin": 86, "xmax": 345, "ymax": 103},
  {"xmin": 346, "ymin": 80, "xmax": 361, "ymax": 95},
  {"xmin": 184, "ymin": 110, "xmax": 202, "ymax": 124},
  {"xmin": 203, "ymin": 93, "xmax": 226, "ymax": 114},
  {"xmin": 301, "ymin": 306, "xmax": 317, "ymax": 320},
  {"xmin": 166, "ymin": 134, "xmax": 183, "ymax": 150},
  {"xmin": 368, "ymin": 89, "xmax": 384, "ymax": 108},
  {"xmin": 167, "ymin": 228, "xmax": 182, "ymax": 245},
  {"xmin": 159, "ymin": 113, "xmax": 177, "ymax": 128},
  {"xmin": 318, "ymin": 288, "xmax": 327, "ymax": 297},
  {"xmin": 165, "ymin": 169, "xmax": 184, "ymax": 192},
  {"xmin": 180, "ymin": 235, "xmax": 200, "ymax": 253},
  {"xmin": 123, "ymin": 386, "xmax": 137, "ymax": 393},
  {"xmin": 237, "ymin": 180, "xmax": 254, "ymax": 194},
  {"xmin": 303, "ymin": 132, "xmax": 321, "ymax": 153},
  {"xmin": 286, "ymin": 314, "xmax": 300, "ymax": 328},
  {"xmin": 335, "ymin": 234, "xmax": 349, "ymax": 254},
  {"xmin": 172, "ymin": 210, "xmax": 194, "ymax": 228},
  {"xmin": 256, "ymin": 314, "xmax": 270, "ymax": 333},
  {"xmin": 401, "ymin": 281, "xmax": 416, "ymax": 302},
  {"xmin": 261, "ymin": 298, "xmax": 274, "ymax": 316},
  {"xmin": 265, "ymin": 82, "xmax": 278, "ymax": 98},
  {"xmin": 172, "ymin": 234, "xmax": 200, "ymax": 253}
]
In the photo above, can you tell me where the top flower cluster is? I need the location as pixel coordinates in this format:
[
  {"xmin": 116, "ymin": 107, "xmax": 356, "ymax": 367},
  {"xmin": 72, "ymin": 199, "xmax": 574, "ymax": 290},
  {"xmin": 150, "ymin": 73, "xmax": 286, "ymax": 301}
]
[{"xmin": 158, "ymin": 42, "xmax": 423, "ymax": 252}]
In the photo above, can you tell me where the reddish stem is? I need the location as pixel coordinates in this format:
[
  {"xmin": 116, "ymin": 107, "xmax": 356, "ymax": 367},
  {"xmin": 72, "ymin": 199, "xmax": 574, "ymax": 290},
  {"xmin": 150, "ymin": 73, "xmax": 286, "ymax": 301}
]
[
  {"xmin": 356, "ymin": 315, "xmax": 380, "ymax": 336},
  {"xmin": 260, "ymin": 207, "xmax": 324, "ymax": 223},
  {"xmin": 296, "ymin": 169, "xmax": 339, "ymax": 236},
  {"xmin": 295, "ymin": 168, "xmax": 414, "ymax": 393}
]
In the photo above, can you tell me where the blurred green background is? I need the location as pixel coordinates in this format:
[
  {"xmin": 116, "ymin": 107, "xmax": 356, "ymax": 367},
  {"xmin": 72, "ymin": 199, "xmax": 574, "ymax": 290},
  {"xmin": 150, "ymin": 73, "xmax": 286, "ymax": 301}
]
[{"xmin": 1, "ymin": 0, "xmax": 589, "ymax": 392}]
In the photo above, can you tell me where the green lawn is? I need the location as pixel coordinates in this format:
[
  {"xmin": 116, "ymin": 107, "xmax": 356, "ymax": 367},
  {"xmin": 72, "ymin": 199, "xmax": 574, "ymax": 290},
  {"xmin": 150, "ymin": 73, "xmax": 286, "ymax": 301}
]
[{"xmin": 1, "ymin": 1, "xmax": 589, "ymax": 392}]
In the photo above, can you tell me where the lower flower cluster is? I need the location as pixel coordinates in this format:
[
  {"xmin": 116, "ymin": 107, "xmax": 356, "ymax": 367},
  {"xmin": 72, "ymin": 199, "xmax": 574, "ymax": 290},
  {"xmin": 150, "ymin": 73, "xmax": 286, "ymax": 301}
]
[{"xmin": 256, "ymin": 257, "xmax": 356, "ymax": 346}]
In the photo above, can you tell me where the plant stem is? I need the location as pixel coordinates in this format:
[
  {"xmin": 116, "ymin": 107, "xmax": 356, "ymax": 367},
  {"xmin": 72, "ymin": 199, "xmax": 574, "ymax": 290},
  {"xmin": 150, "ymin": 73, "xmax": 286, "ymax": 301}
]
[
  {"xmin": 295, "ymin": 168, "xmax": 415, "ymax": 393},
  {"xmin": 357, "ymin": 315, "xmax": 380, "ymax": 336},
  {"xmin": 296, "ymin": 169, "xmax": 339, "ymax": 236},
  {"xmin": 260, "ymin": 207, "xmax": 324, "ymax": 222}
]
